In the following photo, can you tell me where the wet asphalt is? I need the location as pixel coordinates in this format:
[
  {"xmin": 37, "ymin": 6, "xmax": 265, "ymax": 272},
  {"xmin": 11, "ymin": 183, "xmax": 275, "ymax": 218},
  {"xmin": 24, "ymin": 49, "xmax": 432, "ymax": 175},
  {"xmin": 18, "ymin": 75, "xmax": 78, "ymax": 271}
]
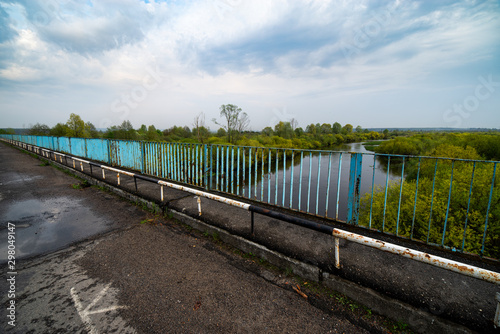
[{"xmin": 0, "ymin": 142, "xmax": 370, "ymax": 333}]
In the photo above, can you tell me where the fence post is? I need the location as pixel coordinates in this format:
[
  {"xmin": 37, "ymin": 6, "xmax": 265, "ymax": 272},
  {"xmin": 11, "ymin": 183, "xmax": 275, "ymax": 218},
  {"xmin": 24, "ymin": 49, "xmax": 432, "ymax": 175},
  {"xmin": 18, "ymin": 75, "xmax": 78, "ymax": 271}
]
[
  {"xmin": 347, "ymin": 153, "xmax": 362, "ymax": 225},
  {"xmin": 107, "ymin": 139, "xmax": 112, "ymax": 165},
  {"xmin": 84, "ymin": 138, "xmax": 88, "ymax": 158},
  {"xmin": 141, "ymin": 141, "xmax": 146, "ymax": 174},
  {"xmin": 204, "ymin": 144, "xmax": 209, "ymax": 190}
]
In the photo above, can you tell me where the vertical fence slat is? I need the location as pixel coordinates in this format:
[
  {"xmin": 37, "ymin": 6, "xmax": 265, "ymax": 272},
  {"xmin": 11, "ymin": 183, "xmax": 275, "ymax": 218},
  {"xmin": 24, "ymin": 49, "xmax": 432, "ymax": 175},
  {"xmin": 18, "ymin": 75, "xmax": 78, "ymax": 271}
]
[
  {"xmin": 268, "ymin": 149, "xmax": 272, "ymax": 203},
  {"xmin": 275, "ymin": 149, "xmax": 279, "ymax": 205},
  {"xmin": 427, "ymin": 159, "xmax": 439, "ymax": 244},
  {"xmin": 396, "ymin": 157, "xmax": 406, "ymax": 236},
  {"xmin": 315, "ymin": 153, "xmax": 322, "ymax": 215},
  {"xmin": 290, "ymin": 150, "xmax": 295, "ymax": 209},
  {"xmin": 382, "ymin": 156, "xmax": 391, "ymax": 232},
  {"xmin": 481, "ymin": 162, "xmax": 497, "ymax": 256},
  {"xmin": 282, "ymin": 150, "xmax": 286, "ymax": 207},
  {"xmin": 261, "ymin": 148, "xmax": 265, "ymax": 201},
  {"xmin": 237, "ymin": 146, "xmax": 240, "ymax": 195},
  {"xmin": 441, "ymin": 160, "xmax": 455, "ymax": 246},
  {"xmin": 307, "ymin": 152, "xmax": 312, "ymax": 213},
  {"xmin": 336, "ymin": 153, "xmax": 343, "ymax": 220},
  {"xmin": 255, "ymin": 148, "xmax": 258, "ymax": 199},
  {"xmin": 461, "ymin": 162, "xmax": 476, "ymax": 252},
  {"xmin": 325, "ymin": 153, "xmax": 332, "ymax": 217},
  {"xmin": 410, "ymin": 158, "xmax": 421, "ymax": 239}
]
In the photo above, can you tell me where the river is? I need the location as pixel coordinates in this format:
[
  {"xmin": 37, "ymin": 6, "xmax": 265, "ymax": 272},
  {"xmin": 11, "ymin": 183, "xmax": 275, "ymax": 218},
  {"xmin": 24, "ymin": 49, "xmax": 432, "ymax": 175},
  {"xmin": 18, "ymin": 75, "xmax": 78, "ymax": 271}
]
[{"xmin": 232, "ymin": 142, "xmax": 401, "ymax": 222}]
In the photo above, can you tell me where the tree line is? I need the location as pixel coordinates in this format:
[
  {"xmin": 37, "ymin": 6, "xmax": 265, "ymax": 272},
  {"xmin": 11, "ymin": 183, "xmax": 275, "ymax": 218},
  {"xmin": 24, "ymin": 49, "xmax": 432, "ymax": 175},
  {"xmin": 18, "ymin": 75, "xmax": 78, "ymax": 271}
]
[{"xmin": 16, "ymin": 104, "xmax": 399, "ymax": 150}]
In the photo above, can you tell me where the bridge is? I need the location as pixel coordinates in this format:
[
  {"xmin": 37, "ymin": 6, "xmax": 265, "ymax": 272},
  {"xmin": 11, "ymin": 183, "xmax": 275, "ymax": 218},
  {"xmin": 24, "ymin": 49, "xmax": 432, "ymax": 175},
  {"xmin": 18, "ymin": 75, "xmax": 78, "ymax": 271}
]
[{"xmin": 1, "ymin": 135, "xmax": 500, "ymax": 332}]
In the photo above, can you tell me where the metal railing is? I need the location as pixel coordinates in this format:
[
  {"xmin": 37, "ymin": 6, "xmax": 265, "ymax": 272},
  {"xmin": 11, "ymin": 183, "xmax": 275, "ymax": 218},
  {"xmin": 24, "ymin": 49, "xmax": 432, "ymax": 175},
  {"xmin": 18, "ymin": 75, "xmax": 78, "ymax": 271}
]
[{"xmin": 1, "ymin": 134, "xmax": 498, "ymax": 260}]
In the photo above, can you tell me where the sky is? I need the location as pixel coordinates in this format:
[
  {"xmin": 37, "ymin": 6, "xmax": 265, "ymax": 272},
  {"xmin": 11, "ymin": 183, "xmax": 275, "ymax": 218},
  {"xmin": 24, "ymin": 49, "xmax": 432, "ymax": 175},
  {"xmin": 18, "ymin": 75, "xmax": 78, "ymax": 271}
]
[{"xmin": 0, "ymin": 0, "xmax": 499, "ymax": 131}]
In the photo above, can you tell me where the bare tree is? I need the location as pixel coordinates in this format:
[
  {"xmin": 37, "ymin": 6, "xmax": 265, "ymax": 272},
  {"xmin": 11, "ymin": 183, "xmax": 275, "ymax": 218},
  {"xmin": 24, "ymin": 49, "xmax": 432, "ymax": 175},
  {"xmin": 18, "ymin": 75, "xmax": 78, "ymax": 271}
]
[
  {"xmin": 236, "ymin": 112, "xmax": 250, "ymax": 135},
  {"xmin": 193, "ymin": 112, "xmax": 207, "ymax": 144},
  {"xmin": 212, "ymin": 104, "xmax": 249, "ymax": 144},
  {"xmin": 290, "ymin": 118, "xmax": 298, "ymax": 131}
]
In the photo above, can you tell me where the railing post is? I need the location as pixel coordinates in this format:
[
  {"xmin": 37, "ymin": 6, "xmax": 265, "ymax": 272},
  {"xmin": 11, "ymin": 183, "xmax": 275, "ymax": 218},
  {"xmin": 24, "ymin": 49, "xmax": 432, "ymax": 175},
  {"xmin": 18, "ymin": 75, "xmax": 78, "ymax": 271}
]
[
  {"xmin": 84, "ymin": 138, "xmax": 88, "ymax": 159},
  {"xmin": 107, "ymin": 139, "xmax": 112, "ymax": 165},
  {"xmin": 141, "ymin": 141, "xmax": 146, "ymax": 174},
  {"xmin": 334, "ymin": 238, "xmax": 341, "ymax": 269},
  {"xmin": 204, "ymin": 144, "xmax": 209, "ymax": 190},
  {"xmin": 347, "ymin": 153, "xmax": 362, "ymax": 225}
]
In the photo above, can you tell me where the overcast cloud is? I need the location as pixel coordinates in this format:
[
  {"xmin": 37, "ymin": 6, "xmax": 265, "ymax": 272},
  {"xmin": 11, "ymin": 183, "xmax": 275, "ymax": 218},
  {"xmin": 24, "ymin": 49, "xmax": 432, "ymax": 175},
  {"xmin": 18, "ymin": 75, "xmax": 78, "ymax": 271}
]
[{"xmin": 0, "ymin": 0, "xmax": 499, "ymax": 131}]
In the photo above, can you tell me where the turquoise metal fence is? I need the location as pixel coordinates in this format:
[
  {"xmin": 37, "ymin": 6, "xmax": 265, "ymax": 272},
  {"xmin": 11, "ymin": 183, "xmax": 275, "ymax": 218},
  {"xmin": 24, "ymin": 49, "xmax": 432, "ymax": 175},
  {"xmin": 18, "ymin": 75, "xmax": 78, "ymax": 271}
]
[{"xmin": 2, "ymin": 134, "xmax": 498, "ymax": 259}]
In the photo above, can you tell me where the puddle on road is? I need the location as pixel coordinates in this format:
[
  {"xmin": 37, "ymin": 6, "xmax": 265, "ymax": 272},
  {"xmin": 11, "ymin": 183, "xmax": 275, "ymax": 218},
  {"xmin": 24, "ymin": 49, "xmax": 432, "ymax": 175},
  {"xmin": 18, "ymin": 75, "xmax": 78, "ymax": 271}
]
[{"xmin": 0, "ymin": 197, "xmax": 111, "ymax": 262}]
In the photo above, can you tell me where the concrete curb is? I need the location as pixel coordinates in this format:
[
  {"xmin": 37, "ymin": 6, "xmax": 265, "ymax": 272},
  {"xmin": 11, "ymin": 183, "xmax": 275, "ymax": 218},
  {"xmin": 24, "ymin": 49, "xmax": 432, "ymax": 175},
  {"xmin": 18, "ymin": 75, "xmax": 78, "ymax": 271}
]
[{"xmin": 31, "ymin": 149, "xmax": 475, "ymax": 334}]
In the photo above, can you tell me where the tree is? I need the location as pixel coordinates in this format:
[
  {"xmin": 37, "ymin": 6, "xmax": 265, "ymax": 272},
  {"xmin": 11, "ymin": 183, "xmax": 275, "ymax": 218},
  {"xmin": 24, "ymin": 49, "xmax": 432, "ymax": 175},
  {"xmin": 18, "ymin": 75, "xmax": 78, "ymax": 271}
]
[
  {"xmin": 332, "ymin": 122, "xmax": 342, "ymax": 134},
  {"xmin": 163, "ymin": 126, "xmax": 191, "ymax": 141},
  {"xmin": 145, "ymin": 125, "xmax": 161, "ymax": 141},
  {"xmin": 235, "ymin": 112, "xmax": 250, "ymax": 139},
  {"xmin": 212, "ymin": 104, "xmax": 249, "ymax": 144},
  {"xmin": 262, "ymin": 127, "xmax": 274, "ymax": 137},
  {"xmin": 0, "ymin": 128, "xmax": 15, "ymax": 135},
  {"xmin": 66, "ymin": 113, "xmax": 86, "ymax": 137},
  {"xmin": 50, "ymin": 123, "xmax": 69, "ymax": 137},
  {"xmin": 294, "ymin": 127, "xmax": 304, "ymax": 137},
  {"xmin": 85, "ymin": 122, "xmax": 100, "ymax": 138},
  {"xmin": 138, "ymin": 124, "xmax": 148, "ymax": 139},
  {"xmin": 274, "ymin": 121, "xmax": 293, "ymax": 139},
  {"xmin": 319, "ymin": 123, "xmax": 332, "ymax": 134},
  {"xmin": 342, "ymin": 124, "xmax": 353, "ymax": 135},
  {"xmin": 305, "ymin": 123, "xmax": 317, "ymax": 135},
  {"xmin": 193, "ymin": 112, "xmax": 209, "ymax": 144},
  {"xmin": 355, "ymin": 125, "xmax": 363, "ymax": 133},
  {"xmin": 28, "ymin": 123, "xmax": 50, "ymax": 136},
  {"xmin": 216, "ymin": 128, "xmax": 227, "ymax": 138},
  {"xmin": 107, "ymin": 120, "xmax": 137, "ymax": 140}
]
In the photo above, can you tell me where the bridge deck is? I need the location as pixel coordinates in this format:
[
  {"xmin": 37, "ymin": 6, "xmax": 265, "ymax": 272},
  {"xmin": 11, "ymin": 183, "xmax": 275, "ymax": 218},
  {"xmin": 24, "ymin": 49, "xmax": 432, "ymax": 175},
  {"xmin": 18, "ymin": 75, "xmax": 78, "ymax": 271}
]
[{"xmin": 2, "ymin": 141, "xmax": 499, "ymax": 333}]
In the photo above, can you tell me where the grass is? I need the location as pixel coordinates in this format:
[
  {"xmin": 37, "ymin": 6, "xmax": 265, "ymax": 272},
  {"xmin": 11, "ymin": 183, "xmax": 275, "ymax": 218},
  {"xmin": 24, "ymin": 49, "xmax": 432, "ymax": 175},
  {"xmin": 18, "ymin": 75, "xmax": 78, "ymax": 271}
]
[
  {"xmin": 288, "ymin": 277, "xmax": 412, "ymax": 333},
  {"xmin": 363, "ymin": 140, "xmax": 384, "ymax": 152},
  {"xmin": 71, "ymin": 180, "xmax": 90, "ymax": 190},
  {"xmin": 92, "ymin": 185, "xmax": 108, "ymax": 192},
  {"xmin": 212, "ymin": 232, "xmax": 220, "ymax": 242}
]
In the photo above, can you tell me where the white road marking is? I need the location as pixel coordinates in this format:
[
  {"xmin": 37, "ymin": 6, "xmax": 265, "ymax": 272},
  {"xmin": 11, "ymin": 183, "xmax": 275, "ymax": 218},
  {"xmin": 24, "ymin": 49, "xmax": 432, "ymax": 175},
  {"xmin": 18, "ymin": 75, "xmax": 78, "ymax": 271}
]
[{"xmin": 71, "ymin": 283, "xmax": 128, "ymax": 334}]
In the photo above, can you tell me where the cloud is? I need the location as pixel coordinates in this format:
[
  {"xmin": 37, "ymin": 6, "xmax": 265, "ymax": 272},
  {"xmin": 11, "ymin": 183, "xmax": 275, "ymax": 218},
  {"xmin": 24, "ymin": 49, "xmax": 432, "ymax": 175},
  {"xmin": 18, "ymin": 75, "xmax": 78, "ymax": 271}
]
[
  {"xmin": 0, "ymin": 0, "xmax": 499, "ymax": 130},
  {"xmin": 38, "ymin": 15, "xmax": 145, "ymax": 54},
  {"xmin": 0, "ymin": 4, "xmax": 18, "ymax": 43},
  {"xmin": 7, "ymin": 0, "xmax": 170, "ymax": 55}
]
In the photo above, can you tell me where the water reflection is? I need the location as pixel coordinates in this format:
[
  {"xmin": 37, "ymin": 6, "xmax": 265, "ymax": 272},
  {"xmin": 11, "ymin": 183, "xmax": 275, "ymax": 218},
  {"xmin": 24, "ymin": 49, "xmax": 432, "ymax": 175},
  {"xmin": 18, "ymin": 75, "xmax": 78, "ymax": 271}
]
[{"xmin": 212, "ymin": 143, "xmax": 401, "ymax": 222}]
